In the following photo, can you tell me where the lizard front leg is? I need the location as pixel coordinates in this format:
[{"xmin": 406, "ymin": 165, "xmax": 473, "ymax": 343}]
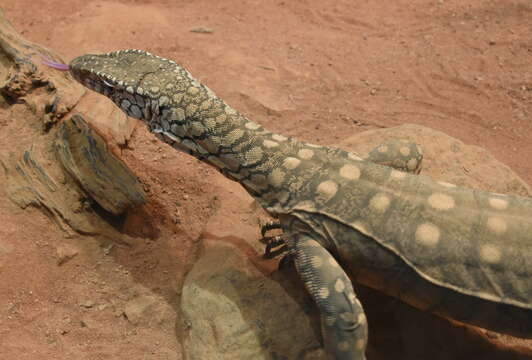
[
  {"xmin": 326, "ymin": 138, "xmax": 423, "ymax": 174},
  {"xmin": 364, "ymin": 139, "xmax": 423, "ymax": 174},
  {"xmin": 290, "ymin": 233, "xmax": 368, "ymax": 360}
]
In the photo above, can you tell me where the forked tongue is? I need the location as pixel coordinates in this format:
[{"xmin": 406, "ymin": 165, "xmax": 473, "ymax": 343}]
[{"xmin": 41, "ymin": 56, "xmax": 69, "ymax": 71}]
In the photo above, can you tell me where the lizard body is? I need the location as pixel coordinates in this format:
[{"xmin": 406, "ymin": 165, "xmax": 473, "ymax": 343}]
[{"xmin": 67, "ymin": 50, "xmax": 532, "ymax": 359}]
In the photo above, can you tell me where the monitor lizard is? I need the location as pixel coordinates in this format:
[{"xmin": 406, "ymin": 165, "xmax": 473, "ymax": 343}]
[{"xmin": 55, "ymin": 49, "xmax": 531, "ymax": 359}]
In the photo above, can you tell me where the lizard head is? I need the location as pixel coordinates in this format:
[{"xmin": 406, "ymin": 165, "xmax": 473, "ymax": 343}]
[{"xmin": 68, "ymin": 49, "xmax": 192, "ymax": 121}]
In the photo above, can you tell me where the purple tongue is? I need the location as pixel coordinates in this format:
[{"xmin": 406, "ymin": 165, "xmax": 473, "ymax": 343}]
[{"xmin": 41, "ymin": 56, "xmax": 69, "ymax": 71}]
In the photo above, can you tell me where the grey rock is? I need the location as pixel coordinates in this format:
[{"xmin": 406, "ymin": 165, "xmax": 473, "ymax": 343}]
[{"xmin": 181, "ymin": 241, "xmax": 321, "ymax": 360}]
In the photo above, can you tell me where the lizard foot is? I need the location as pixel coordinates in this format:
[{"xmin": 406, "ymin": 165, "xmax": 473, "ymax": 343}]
[{"xmin": 259, "ymin": 219, "xmax": 287, "ymax": 259}]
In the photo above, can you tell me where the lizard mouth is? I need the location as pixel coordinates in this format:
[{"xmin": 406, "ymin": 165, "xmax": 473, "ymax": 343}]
[{"xmin": 44, "ymin": 55, "xmax": 119, "ymax": 96}]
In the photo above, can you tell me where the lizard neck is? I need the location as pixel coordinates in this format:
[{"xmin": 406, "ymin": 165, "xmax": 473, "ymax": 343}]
[{"xmin": 141, "ymin": 73, "xmax": 301, "ymax": 204}]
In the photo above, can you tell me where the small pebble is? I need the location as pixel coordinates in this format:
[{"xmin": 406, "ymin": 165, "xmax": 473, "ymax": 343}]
[
  {"xmin": 190, "ymin": 27, "xmax": 214, "ymax": 34},
  {"xmin": 79, "ymin": 300, "xmax": 94, "ymax": 308}
]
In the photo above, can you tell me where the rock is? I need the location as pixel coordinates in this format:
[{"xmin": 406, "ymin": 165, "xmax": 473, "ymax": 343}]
[
  {"xmin": 79, "ymin": 300, "xmax": 94, "ymax": 308},
  {"xmin": 123, "ymin": 294, "xmax": 173, "ymax": 326},
  {"xmin": 190, "ymin": 27, "xmax": 214, "ymax": 34},
  {"xmin": 79, "ymin": 318, "xmax": 97, "ymax": 328},
  {"xmin": 56, "ymin": 244, "xmax": 79, "ymax": 265},
  {"xmin": 181, "ymin": 240, "xmax": 321, "ymax": 360}
]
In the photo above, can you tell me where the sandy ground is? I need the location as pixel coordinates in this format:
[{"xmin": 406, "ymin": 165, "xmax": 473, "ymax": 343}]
[{"xmin": 1, "ymin": 0, "xmax": 531, "ymax": 359}]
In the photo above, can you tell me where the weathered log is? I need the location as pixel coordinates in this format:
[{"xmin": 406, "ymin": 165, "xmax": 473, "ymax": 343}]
[{"xmin": 0, "ymin": 8, "xmax": 145, "ymax": 235}]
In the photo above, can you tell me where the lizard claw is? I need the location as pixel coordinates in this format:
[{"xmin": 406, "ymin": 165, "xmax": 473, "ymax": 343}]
[
  {"xmin": 260, "ymin": 220, "xmax": 281, "ymax": 237},
  {"xmin": 262, "ymin": 235, "xmax": 287, "ymax": 258}
]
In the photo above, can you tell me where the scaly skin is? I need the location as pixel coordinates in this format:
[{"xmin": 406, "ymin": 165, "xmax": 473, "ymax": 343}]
[{"xmin": 68, "ymin": 50, "xmax": 532, "ymax": 359}]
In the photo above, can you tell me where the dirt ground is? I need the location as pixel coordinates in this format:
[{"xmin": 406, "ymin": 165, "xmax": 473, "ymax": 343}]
[{"xmin": 1, "ymin": 0, "xmax": 531, "ymax": 359}]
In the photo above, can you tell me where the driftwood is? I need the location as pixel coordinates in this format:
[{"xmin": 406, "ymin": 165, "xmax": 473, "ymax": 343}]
[{"xmin": 0, "ymin": 8, "xmax": 145, "ymax": 236}]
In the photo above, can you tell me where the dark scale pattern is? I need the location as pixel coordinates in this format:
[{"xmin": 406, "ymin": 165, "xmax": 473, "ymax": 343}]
[
  {"xmin": 290, "ymin": 232, "xmax": 368, "ymax": 360},
  {"xmin": 68, "ymin": 49, "xmax": 532, "ymax": 359}
]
